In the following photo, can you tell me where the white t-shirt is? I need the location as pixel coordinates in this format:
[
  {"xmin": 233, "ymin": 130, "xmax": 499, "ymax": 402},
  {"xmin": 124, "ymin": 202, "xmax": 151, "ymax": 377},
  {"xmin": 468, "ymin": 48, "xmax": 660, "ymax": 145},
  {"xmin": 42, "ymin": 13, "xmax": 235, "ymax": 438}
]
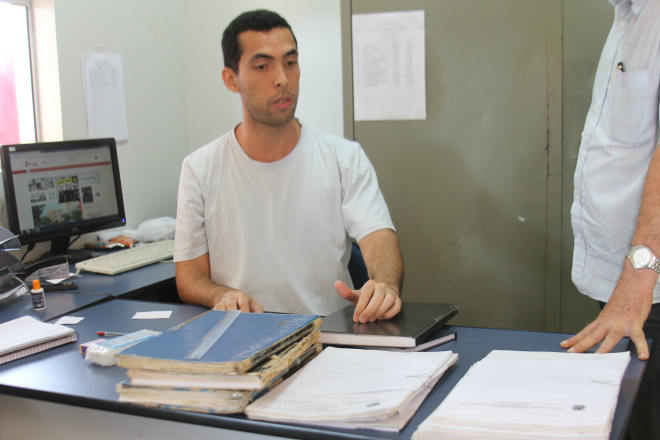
[{"xmin": 174, "ymin": 125, "xmax": 395, "ymax": 315}]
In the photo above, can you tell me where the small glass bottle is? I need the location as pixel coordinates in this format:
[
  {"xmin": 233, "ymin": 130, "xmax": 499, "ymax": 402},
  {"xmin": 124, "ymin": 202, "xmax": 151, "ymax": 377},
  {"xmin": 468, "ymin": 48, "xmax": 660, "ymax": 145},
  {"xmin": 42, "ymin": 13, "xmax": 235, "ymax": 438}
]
[{"xmin": 31, "ymin": 279, "xmax": 46, "ymax": 310}]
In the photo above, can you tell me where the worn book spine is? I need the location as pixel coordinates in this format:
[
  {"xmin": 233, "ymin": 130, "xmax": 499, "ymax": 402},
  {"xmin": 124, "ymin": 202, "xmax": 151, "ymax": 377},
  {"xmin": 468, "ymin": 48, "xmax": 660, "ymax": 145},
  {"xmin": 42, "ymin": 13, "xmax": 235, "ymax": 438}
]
[
  {"xmin": 125, "ymin": 332, "xmax": 322, "ymax": 390},
  {"xmin": 116, "ymin": 312, "xmax": 322, "ymax": 374},
  {"xmin": 118, "ymin": 341, "xmax": 323, "ymax": 414}
]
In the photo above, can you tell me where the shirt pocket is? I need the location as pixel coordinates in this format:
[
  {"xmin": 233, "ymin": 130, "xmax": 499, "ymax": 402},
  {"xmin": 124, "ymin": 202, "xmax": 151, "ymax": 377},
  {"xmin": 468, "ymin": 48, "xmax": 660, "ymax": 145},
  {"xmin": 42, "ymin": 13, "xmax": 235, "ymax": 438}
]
[{"xmin": 609, "ymin": 69, "xmax": 655, "ymax": 146}]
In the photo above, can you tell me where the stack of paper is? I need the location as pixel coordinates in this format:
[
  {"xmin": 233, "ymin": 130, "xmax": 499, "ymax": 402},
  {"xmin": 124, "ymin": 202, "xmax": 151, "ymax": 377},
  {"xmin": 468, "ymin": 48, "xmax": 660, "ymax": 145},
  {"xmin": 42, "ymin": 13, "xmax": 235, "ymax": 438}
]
[
  {"xmin": 115, "ymin": 310, "xmax": 322, "ymax": 414},
  {"xmin": 412, "ymin": 350, "xmax": 630, "ymax": 440},
  {"xmin": 245, "ymin": 346, "xmax": 458, "ymax": 432}
]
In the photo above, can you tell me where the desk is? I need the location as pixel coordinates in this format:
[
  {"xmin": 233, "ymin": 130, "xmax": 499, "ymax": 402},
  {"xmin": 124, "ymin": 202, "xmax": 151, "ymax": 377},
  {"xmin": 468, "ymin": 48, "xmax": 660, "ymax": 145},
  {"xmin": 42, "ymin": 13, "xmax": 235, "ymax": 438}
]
[
  {"xmin": 0, "ymin": 300, "xmax": 646, "ymax": 440},
  {"xmin": 0, "ymin": 291, "xmax": 111, "ymax": 323},
  {"xmin": 71, "ymin": 260, "xmax": 177, "ymax": 301}
]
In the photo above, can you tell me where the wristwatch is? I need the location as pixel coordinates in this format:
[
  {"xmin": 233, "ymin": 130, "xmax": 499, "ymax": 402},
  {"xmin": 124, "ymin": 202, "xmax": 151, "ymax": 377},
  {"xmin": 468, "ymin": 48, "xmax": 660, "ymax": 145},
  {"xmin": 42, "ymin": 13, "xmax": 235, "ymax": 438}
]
[{"xmin": 626, "ymin": 245, "xmax": 660, "ymax": 274}]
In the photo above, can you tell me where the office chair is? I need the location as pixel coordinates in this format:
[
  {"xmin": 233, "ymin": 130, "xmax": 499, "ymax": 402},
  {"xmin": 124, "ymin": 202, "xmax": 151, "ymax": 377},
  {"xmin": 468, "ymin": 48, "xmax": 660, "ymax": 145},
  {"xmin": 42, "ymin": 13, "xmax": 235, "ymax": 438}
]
[{"xmin": 348, "ymin": 242, "xmax": 369, "ymax": 289}]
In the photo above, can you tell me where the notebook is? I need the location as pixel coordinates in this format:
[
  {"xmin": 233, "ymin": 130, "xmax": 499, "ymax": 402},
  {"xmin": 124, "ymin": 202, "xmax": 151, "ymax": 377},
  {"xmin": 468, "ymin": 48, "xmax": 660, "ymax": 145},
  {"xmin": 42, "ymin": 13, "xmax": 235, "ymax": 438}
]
[
  {"xmin": 0, "ymin": 315, "xmax": 78, "ymax": 365},
  {"xmin": 320, "ymin": 302, "xmax": 459, "ymax": 348}
]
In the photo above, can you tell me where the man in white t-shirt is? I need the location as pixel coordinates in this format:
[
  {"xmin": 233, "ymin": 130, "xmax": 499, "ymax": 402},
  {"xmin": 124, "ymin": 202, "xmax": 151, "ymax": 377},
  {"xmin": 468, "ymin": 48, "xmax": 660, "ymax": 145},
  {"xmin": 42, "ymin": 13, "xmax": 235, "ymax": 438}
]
[{"xmin": 174, "ymin": 9, "xmax": 404, "ymax": 321}]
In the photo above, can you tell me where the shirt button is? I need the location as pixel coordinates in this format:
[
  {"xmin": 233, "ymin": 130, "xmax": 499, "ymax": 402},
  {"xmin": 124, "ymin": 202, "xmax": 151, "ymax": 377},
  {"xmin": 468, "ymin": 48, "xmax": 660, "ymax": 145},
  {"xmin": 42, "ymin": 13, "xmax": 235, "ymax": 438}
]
[
  {"xmin": 619, "ymin": 20, "xmax": 626, "ymax": 28},
  {"xmin": 594, "ymin": 108, "xmax": 601, "ymax": 115}
]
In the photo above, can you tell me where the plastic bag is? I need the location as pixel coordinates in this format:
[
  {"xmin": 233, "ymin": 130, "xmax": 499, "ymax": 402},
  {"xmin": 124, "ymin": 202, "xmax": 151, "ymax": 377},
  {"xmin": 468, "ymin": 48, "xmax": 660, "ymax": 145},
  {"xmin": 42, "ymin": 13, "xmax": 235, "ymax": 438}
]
[
  {"xmin": 134, "ymin": 217, "xmax": 176, "ymax": 243},
  {"xmin": 84, "ymin": 329, "xmax": 161, "ymax": 366},
  {"xmin": 98, "ymin": 229, "xmax": 137, "ymax": 241}
]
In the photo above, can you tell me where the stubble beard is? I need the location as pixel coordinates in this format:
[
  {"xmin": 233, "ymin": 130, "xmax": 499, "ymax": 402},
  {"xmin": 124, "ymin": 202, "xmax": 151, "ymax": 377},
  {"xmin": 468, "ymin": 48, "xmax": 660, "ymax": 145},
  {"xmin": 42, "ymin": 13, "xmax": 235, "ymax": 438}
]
[{"xmin": 244, "ymin": 92, "xmax": 299, "ymax": 128}]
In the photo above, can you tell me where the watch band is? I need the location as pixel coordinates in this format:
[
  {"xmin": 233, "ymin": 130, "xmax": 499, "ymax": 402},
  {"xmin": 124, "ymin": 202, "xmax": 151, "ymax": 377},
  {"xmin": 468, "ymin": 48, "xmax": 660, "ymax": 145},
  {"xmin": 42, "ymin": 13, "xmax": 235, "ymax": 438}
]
[{"xmin": 651, "ymin": 257, "xmax": 660, "ymax": 274}]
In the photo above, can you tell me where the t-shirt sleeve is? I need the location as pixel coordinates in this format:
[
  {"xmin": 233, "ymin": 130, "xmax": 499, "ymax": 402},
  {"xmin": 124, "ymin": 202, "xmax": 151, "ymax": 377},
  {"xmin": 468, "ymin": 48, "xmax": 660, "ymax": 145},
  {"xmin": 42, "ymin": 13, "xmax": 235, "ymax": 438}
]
[
  {"xmin": 339, "ymin": 143, "xmax": 395, "ymax": 242},
  {"xmin": 173, "ymin": 155, "xmax": 210, "ymax": 262}
]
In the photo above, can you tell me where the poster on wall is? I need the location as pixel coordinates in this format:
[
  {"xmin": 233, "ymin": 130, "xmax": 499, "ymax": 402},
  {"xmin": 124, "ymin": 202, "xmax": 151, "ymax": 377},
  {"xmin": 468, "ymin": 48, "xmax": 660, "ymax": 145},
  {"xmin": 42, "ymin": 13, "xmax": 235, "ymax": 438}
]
[
  {"xmin": 81, "ymin": 53, "xmax": 129, "ymax": 142},
  {"xmin": 352, "ymin": 10, "xmax": 426, "ymax": 121}
]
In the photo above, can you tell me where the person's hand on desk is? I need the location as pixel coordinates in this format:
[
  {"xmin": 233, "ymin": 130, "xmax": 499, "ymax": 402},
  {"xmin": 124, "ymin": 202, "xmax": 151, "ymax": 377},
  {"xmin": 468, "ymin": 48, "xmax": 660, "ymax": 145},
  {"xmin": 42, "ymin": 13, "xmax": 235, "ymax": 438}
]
[
  {"xmin": 213, "ymin": 289, "xmax": 264, "ymax": 313},
  {"xmin": 560, "ymin": 262, "xmax": 653, "ymax": 360},
  {"xmin": 176, "ymin": 255, "xmax": 264, "ymax": 313},
  {"xmin": 334, "ymin": 280, "xmax": 401, "ymax": 323}
]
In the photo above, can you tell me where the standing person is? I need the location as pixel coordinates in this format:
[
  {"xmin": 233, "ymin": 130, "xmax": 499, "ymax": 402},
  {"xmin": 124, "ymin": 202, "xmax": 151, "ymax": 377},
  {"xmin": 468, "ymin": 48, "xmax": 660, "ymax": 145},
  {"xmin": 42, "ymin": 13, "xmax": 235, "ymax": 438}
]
[
  {"xmin": 562, "ymin": 0, "xmax": 660, "ymax": 438},
  {"xmin": 174, "ymin": 9, "xmax": 404, "ymax": 322}
]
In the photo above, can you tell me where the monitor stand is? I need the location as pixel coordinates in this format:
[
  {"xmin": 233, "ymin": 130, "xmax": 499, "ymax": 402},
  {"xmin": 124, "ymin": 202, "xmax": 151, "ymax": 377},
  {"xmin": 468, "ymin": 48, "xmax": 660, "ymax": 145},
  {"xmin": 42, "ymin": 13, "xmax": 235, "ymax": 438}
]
[{"xmin": 45, "ymin": 236, "xmax": 96, "ymax": 264}]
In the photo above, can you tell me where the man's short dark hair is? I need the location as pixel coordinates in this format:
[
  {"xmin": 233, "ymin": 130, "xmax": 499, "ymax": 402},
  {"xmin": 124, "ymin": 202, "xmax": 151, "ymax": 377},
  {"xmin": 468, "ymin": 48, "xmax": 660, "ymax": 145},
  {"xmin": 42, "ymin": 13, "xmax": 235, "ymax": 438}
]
[{"xmin": 222, "ymin": 9, "xmax": 298, "ymax": 73}]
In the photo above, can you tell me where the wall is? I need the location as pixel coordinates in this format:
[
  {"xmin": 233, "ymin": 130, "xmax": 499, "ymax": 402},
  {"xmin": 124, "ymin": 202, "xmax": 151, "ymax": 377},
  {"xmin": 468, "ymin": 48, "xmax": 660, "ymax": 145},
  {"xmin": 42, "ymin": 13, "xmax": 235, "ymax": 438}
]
[
  {"xmin": 344, "ymin": 0, "xmax": 556, "ymax": 331},
  {"xmin": 52, "ymin": 0, "xmax": 190, "ymax": 228}
]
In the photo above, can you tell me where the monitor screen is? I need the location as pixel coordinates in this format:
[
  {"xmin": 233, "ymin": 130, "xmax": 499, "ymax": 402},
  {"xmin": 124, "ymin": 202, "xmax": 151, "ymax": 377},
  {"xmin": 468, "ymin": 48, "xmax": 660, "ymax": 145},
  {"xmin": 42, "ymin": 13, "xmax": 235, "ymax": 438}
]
[{"xmin": 1, "ymin": 138, "xmax": 126, "ymax": 260}]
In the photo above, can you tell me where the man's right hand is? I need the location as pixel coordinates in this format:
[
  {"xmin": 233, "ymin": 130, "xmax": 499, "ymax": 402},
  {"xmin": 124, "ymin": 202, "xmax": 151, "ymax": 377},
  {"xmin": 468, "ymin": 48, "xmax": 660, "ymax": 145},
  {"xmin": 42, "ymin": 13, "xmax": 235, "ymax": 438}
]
[
  {"xmin": 213, "ymin": 290, "xmax": 264, "ymax": 313},
  {"xmin": 213, "ymin": 289, "xmax": 264, "ymax": 313},
  {"xmin": 176, "ymin": 254, "xmax": 263, "ymax": 313}
]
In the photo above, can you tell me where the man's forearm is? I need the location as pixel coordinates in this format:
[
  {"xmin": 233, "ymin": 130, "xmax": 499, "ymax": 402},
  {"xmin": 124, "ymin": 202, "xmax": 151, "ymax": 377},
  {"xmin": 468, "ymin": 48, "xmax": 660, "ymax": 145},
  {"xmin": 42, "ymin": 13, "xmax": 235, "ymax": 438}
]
[
  {"xmin": 176, "ymin": 260, "xmax": 236, "ymax": 308},
  {"xmin": 358, "ymin": 228, "xmax": 404, "ymax": 294}
]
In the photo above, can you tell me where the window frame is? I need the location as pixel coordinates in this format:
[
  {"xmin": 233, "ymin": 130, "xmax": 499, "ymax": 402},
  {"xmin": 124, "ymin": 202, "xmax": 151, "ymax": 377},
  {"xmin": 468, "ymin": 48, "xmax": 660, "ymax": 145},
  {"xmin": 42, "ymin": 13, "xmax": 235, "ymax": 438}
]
[{"xmin": 1, "ymin": 0, "xmax": 39, "ymax": 143}]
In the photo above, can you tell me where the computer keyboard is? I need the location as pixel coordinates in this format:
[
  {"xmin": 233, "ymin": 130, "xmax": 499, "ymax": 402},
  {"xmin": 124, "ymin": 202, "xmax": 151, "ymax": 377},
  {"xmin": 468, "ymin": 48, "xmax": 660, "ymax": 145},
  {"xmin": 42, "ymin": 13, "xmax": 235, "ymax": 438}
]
[{"xmin": 75, "ymin": 239, "xmax": 175, "ymax": 275}]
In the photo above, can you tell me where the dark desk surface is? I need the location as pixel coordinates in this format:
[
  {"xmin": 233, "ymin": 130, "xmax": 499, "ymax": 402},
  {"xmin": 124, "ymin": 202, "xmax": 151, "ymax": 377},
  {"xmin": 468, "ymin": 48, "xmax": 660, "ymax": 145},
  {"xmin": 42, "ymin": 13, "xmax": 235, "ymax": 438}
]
[
  {"xmin": 70, "ymin": 260, "xmax": 177, "ymax": 300},
  {"xmin": 0, "ymin": 299, "xmax": 644, "ymax": 440},
  {"xmin": 0, "ymin": 291, "xmax": 111, "ymax": 323}
]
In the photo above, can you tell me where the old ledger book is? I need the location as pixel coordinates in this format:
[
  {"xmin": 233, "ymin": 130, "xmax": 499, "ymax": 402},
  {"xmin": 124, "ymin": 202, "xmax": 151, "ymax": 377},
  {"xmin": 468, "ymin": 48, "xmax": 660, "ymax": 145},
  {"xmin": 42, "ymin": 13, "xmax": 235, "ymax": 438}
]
[
  {"xmin": 245, "ymin": 346, "xmax": 458, "ymax": 432},
  {"xmin": 412, "ymin": 350, "xmax": 631, "ymax": 440},
  {"xmin": 116, "ymin": 310, "xmax": 321, "ymax": 374},
  {"xmin": 320, "ymin": 302, "xmax": 458, "ymax": 348},
  {"xmin": 124, "ymin": 330, "xmax": 322, "ymax": 390},
  {"xmin": 0, "ymin": 315, "xmax": 78, "ymax": 365},
  {"xmin": 117, "ymin": 334, "xmax": 323, "ymax": 414}
]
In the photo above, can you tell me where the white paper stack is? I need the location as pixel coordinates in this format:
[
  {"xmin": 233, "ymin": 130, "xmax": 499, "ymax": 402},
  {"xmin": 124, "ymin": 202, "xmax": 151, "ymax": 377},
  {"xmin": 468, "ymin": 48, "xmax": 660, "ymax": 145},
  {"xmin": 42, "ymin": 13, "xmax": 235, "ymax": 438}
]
[
  {"xmin": 245, "ymin": 346, "xmax": 458, "ymax": 432},
  {"xmin": 412, "ymin": 350, "xmax": 630, "ymax": 440}
]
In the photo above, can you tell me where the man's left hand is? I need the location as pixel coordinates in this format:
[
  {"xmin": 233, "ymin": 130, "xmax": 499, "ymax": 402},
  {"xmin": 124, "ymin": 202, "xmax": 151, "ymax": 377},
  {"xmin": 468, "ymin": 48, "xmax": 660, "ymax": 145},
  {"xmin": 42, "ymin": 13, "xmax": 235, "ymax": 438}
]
[
  {"xmin": 560, "ymin": 264, "xmax": 653, "ymax": 360},
  {"xmin": 334, "ymin": 280, "xmax": 402, "ymax": 323}
]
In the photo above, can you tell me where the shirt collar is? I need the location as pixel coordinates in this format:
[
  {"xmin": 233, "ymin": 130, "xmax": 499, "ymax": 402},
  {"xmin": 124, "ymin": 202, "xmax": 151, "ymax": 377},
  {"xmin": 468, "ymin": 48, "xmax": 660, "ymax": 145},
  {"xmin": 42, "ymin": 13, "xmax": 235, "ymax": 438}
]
[{"xmin": 609, "ymin": 0, "xmax": 647, "ymax": 15}]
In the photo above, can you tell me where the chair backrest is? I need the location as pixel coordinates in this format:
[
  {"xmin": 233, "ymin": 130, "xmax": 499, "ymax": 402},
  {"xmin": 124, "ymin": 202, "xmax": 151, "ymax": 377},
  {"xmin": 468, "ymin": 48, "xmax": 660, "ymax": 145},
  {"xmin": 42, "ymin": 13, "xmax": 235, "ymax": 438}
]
[{"xmin": 347, "ymin": 242, "xmax": 369, "ymax": 289}]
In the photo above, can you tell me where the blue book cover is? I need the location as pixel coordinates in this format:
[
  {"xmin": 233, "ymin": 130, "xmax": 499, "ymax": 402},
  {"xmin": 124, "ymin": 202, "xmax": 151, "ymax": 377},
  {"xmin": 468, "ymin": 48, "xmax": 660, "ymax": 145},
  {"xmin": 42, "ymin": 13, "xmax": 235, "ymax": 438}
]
[{"xmin": 117, "ymin": 310, "xmax": 321, "ymax": 374}]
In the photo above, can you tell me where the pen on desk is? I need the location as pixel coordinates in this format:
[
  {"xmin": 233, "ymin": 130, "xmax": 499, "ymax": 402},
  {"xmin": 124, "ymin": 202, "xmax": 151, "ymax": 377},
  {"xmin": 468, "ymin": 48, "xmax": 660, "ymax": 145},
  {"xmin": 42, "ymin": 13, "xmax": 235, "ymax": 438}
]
[
  {"xmin": 617, "ymin": 61, "xmax": 625, "ymax": 72},
  {"xmin": 96, "ymin": 331, "xmax": 126, "ymax": 337}
]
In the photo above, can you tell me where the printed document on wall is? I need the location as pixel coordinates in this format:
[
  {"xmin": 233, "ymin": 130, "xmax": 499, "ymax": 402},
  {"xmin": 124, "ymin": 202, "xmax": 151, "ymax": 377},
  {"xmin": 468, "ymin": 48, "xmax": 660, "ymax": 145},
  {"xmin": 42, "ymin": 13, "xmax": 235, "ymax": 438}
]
[
  {"xmin": 352, "ymin": 10, "xmax": 426, "ymax": 121},
  {"xmin": 81, "ymin": 53, "xmax": 129, "ymax": 142}
]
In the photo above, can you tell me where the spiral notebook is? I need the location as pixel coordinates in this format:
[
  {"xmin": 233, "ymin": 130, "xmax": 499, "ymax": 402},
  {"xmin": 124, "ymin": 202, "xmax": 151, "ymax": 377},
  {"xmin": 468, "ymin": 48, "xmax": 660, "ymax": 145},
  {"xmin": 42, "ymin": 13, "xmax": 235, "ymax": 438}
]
[{"xmin": 0, "ymin": 315, "xmax": 78, "ymax": 365}]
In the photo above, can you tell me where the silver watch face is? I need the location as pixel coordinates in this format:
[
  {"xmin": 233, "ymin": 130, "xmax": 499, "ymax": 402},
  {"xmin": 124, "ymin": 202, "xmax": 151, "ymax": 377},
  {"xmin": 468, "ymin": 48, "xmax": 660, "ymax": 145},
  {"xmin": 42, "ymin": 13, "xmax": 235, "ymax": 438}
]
[{"xmin": 632, "ymin": 247, "xmax": 653, "ymax": 266}]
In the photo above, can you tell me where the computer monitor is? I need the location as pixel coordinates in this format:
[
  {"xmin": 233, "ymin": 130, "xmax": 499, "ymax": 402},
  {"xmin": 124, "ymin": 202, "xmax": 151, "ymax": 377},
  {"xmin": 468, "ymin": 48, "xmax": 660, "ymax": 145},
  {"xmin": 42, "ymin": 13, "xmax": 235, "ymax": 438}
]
[{"xmin": 1, "ymin": 138, "xmax": 126, "ymax": 262}]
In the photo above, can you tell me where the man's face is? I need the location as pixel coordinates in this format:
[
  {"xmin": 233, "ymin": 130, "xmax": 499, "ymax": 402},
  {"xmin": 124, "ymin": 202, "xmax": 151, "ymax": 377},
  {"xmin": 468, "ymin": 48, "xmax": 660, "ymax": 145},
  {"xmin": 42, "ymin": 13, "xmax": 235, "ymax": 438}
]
[{"xmin": 231, "ymin": 27, "xmax": 300, "ymax": 128}]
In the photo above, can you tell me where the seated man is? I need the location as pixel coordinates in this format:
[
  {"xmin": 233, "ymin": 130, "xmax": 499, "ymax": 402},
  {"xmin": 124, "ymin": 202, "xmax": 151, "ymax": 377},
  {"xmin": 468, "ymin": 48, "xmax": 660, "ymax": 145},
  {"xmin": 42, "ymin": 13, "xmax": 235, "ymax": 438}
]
[{"xmin": 174, "ymin": 9, "xmax": 403, "ymax": 323}]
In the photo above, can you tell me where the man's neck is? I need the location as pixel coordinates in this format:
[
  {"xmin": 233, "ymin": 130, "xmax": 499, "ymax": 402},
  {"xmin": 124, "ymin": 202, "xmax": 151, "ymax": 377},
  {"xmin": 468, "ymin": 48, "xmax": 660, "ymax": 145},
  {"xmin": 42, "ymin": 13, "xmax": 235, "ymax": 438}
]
[{"xmin": 235, "ymin": 119, "xmax": 302, "ymax": 163}]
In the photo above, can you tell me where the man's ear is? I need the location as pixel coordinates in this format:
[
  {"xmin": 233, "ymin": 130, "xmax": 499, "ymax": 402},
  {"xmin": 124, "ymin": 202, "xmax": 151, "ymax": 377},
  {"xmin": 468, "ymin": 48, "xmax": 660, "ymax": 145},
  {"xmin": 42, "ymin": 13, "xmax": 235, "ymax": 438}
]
[{"xmin": 222, "ymin": 67, "xmax": 240, "ymax": 93}]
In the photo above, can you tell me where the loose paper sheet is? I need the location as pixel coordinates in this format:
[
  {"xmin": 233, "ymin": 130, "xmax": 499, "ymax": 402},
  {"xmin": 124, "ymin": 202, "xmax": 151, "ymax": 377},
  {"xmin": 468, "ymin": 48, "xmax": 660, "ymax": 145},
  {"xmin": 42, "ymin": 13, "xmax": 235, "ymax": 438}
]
[
  {"xmin": 54, "ymin": 316, "xmax": 84, "ymax": 325},
  {"xmin": 352, "ymin": 10, "xmax": 426, "ymax": 121},
  {"xmin": 132, "ymin": 311, "xmax": 172, "ymax": 320},
  {"xmin": 81, "ymin": 53, "xmax": 129, "ymax": 141}
]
